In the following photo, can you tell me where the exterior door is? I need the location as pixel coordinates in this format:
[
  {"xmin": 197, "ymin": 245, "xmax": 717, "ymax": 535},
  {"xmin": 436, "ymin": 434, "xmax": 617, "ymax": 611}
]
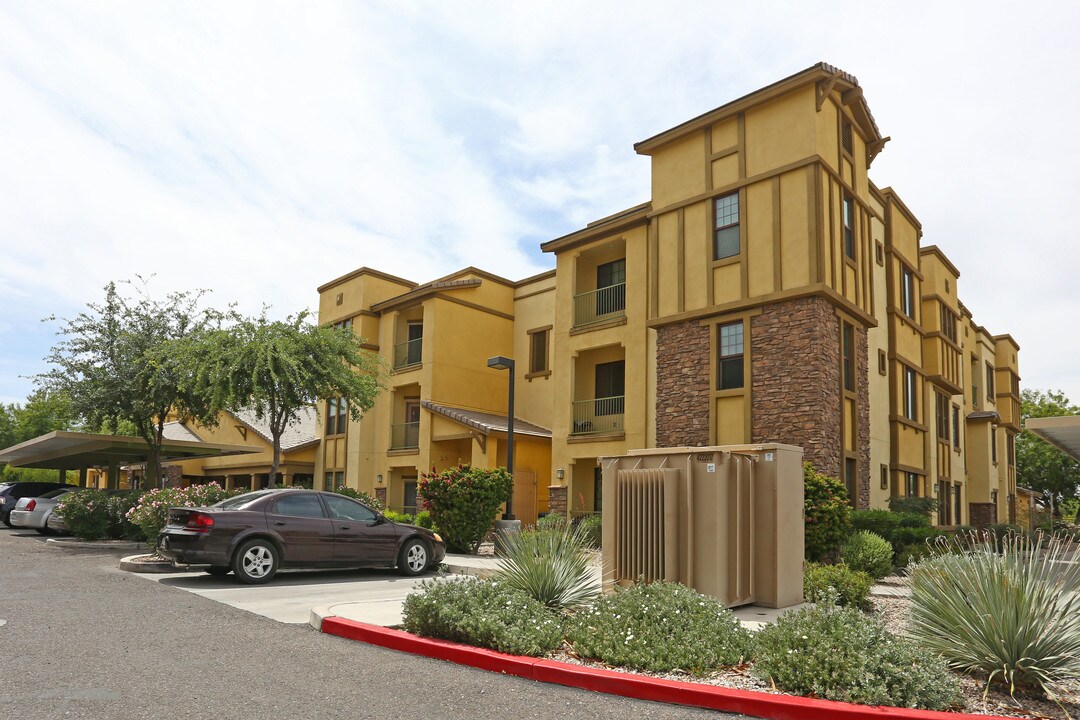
[
  {"xmin": 322, "ymin": 494, "xmax": 399, "ymax": 565},
  {"xmin": 404, "ymin": 399, "xmax": 421, "ymax": 448},
  {"xmin": 406, "ymin": 322, "xmax": 423, "ymax": 365},
  {"xmin": 266, "ymin": 494, "xmax": 336, "ymax": 564}
]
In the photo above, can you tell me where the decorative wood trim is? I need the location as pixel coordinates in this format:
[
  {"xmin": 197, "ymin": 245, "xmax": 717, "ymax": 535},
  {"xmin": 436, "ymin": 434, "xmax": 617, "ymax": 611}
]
[
  {"xmin": 359, "ymin": 342, "xmax": 380, "ymax": 352},
  {"xmin": 648, "ymin": 282, "xmax": 876, "ymax": 329},
  {"xmin": 567, "ymin": 432, "xmax": 625, "ymax": 445},
  {"xmin": 772, "ymin": 176, "xmax": 782, "ymax": 291},
  {"xmin": 514, "ymin": 286, "xmax": 555, "ymax": 302},
  {"xmin": 569, "ymin": 316, "xmax": 628, "ymax": 336},
  {"xmin": 649, "ymin": 219, "xmax": 659, "ymax": 319},
  {"xmin": 433, "ymin": 293, "xmax": 514, "ymax": 321},
  {"xmin": 526, "ymin": 325, "xmax": 553, "ymax": 335},
  {"xmin": 891, "ymin": 415, "xmax": 929, "ymax": 433},
  {"xmin": 677, "ymin": 207, "xmax": 685, "ymax": 313},
  {"xmin": 705, "ymin": 127, "xmax": 714, "ymax": 192},
  {"xmin": 709, "ymin": 145, "xmax": 739, "ymax": 161},
  {"xmin": 736, "ymin": 113, "xmax": 746, "ymax": 179},
  {"xmin": 524, "ymin": 370, "xmax": 552, "ymax": 381}
]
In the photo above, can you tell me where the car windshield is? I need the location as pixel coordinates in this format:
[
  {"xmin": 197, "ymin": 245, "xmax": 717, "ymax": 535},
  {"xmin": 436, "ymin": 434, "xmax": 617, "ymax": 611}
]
[{"xmin": 213, "ymin": 491, "xmax": 276, "ymax": 510}]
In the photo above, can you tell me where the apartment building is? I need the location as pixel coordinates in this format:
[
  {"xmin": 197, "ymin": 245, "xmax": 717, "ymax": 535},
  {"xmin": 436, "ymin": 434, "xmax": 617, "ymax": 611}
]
[{"xmin": 316, "ymin": 63, "xmax": 1019, "ymax": 526}]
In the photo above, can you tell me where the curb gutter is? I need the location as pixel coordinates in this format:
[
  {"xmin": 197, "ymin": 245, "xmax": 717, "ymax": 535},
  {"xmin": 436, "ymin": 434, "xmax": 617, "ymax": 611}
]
[{"xmin": 321, "ymin": 617, "xmax": 1013, "ymax": 720}]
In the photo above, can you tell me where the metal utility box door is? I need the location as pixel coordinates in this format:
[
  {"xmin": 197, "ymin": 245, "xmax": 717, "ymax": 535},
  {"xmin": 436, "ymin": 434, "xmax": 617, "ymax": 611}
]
[{"xmin": 600, "ymin": 444, "xmax": 803, "ymax": 609}]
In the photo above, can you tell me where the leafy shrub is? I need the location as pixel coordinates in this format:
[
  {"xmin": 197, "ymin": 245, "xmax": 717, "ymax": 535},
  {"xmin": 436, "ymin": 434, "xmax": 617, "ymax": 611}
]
[
  {"xmin": 908, "ymin": 530, "xmax": 1080, "ymax": 700},
  {"xmin": 383, "ymin": 510, "xmax": 415, "ymax": 524},
  {"xmin": 334, "ymin": 485, "xmax": 383, "ymax": 511},
  {"xmin": 55, "ymin": 490, "xmax": 142, "ymax": 541},
  {"xmin": 567, "ymin": 581, "xmax": 751, "ymax": 674},
  {"xmin": 536, "ymin": 513, "xmax": 567, "ymax": 530},
  {"xmin": 126, "ymin": 482, "xmax": 241, "ymax": 544},
  {"xmin": 402, "ymin": 577, "xmax": 562, "ymax": 656},
  {"xmin": 413, "ymin": 510, "xmax": 435, "ymax": 530},
  {"xmin": 803, "ymin": 463, "xmax": 851, "ymax": 562},
  {"xmin": 752, "ymin": 601, "xmax": 959, "ymax": 709},
  {"xmin": 803, "ymin": 562, "xmax": 873, "ymax": 610},
  {"xmin": 839, "ymin": 531, "xmax": 893, "ymax": 579},
  {"xmin": 418, "ymin": 465, "xmax": 512, "ymax": 553},
  {"xmin": 887, "ymin": 495, "xmax": 937, "ymax": 516},
  {"xmin": 575, "ymin": 513, "xmax": 602, "ymax": 549},
  {"xmin": 494, "ymin": 524, "xmax": 598, "ymax": 610},
  {"xmin": 851, "ymin": 509, "xmax": 934, "ymax": 554}
]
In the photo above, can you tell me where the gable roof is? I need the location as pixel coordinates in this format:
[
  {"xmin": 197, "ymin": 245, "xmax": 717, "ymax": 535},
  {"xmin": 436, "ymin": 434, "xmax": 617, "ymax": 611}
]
[
  {"xmin": 162, "ymin": 421, "xmax": 203, "ymax": 443},
  {"xmin": 229, "ymin": 407, "xmax": 320, "ymax": 452}
]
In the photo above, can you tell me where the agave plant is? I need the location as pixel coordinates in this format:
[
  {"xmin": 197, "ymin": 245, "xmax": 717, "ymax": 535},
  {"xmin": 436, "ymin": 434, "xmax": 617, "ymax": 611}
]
[
  {"xmin": 494, "ymin": 523, "xmax": 599, "ymax": 611},
  {"xmin": 908, "ymin": 530, "xmax": 1080, "ymax": 701}
]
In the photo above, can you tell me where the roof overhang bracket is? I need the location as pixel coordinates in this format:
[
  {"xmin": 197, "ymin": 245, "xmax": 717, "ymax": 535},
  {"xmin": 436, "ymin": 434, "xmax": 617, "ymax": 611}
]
[
  {"xmin": 471, "ymin": 431, "xmax": 487, "ymax": 454},
  {"xmin": 868, "ymin": 136, "xmax": 891, "ymax": 164},
  {"xmin": 816, "ymin": 73, "xmax": 842, "ymax": 111},
  {"xmin": 840, "ymin": 86, "xmax": 864, "ymax": 105}
]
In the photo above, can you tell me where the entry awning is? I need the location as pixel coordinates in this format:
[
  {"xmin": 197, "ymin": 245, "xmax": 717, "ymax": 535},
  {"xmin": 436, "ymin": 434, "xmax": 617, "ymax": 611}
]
[
  {"xmin": 0, "ymin": 431, "xmax": 258, "ymax": 470},
  {"xmin": 1026, "ymin": 416, "xmax": 1080, "ymax": 463},
  {"xmin": 421, "ymin": 401, "xmax": 552, "ymax": 439}
]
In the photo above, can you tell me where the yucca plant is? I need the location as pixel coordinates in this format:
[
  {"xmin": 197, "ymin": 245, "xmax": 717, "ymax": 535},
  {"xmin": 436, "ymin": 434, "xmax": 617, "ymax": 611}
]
[
  {"xmin": 908, "ymin": 530, "xmax": 1080, "ymax": 701},
  {"xmin": 494, "ymin": 523, "xmax": 599, "ymax": 610}
]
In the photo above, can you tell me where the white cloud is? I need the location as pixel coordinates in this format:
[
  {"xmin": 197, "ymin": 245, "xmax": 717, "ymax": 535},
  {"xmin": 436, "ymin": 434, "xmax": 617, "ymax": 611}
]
[{"xmin": 0, "ymin": 0, "xmax": 1078, "ymax": 405}]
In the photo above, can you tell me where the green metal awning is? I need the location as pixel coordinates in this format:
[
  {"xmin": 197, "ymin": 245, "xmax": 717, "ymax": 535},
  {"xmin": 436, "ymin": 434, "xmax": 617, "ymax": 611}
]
[
  {"xmin": 0, "ymin": 431, "xmax": 257, "ymax": 470},
  {"xmin": 1026, "ymin": 416, "xmax": 1080, "ymax": 463}
]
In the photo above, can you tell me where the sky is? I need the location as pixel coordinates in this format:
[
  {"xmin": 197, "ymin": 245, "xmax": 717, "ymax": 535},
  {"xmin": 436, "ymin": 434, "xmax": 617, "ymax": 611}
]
[{"xmin": 1, "ymin": 1, "xmax": 1078, "ymax": 407}]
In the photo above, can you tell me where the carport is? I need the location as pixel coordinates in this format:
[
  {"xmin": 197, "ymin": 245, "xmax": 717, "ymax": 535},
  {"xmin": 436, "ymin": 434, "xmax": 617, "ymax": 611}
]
[
  {"xmin": 0, "ymin": 431, "xmax": 258, "ymax": 489},
  {"xmin": 1026, "ymin": 416, "xmax": 1080, "ymax": 462}
]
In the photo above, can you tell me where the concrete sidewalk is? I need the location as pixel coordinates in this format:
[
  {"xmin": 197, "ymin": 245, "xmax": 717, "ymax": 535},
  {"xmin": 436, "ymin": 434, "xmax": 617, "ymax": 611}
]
[{"xmin": 309, "ymin": 552, "xmax": 805, "ymax": 632}]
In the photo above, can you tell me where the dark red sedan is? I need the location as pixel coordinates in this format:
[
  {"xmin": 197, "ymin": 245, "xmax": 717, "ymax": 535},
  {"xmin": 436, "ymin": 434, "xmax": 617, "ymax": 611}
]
[{"xmin": 156, "ymin": 489, "xmax": 444, "ymax": 584}]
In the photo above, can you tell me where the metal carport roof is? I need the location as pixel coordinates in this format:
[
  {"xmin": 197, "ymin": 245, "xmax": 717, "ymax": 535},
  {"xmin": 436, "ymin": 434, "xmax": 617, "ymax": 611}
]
[{"xmin": 0, "ymin": 431, "xmax": 257, "ymax": 470}]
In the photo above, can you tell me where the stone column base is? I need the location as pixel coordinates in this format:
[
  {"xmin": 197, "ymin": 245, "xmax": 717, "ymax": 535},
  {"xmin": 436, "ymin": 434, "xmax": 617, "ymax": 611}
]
[{"xmin": 547, "ymin": 485, "xmax": 568, "ymax": 518}]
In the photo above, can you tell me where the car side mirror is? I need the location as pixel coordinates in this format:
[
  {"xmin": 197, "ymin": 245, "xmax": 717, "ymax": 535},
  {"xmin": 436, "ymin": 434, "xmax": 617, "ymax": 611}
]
[{"xmin": 368, "ymin": 516, "xmax": 384, "ymax": 526}]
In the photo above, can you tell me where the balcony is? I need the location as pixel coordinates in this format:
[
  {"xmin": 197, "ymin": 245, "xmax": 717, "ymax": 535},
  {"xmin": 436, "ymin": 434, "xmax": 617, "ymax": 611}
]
[
  {"xmin": 573, "ymin": 283, "xmax": 625, "ymax": 328},
  {"xmin": 390, "ymin": 421, "xmax": 420, "ymax": 450},
  {"xmin": 570, "ymin": 396, "xmax": 625, "ymax": 436},
  {"xmin": 393, "ymin": 337, "xmax": 423, "ymax": 370}
]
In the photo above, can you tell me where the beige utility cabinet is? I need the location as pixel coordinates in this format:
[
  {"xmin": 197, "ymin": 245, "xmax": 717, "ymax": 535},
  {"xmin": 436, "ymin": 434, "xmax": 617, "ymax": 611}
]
[{"xmin": 599, "ymin": 444, "xmax": 803, "ymax": 609}]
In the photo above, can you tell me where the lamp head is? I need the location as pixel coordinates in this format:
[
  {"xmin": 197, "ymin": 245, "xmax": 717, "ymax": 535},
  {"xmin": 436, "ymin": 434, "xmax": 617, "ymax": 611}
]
[{"xmin": 487, "ymin": 356, "xmax": 514, "ymax": 371}]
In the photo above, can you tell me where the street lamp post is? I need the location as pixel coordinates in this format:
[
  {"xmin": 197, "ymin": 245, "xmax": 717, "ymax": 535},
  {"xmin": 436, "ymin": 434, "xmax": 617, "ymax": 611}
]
[{"xmin": 486, "ymin": 355, "xmax": 515, "ymax": 520}]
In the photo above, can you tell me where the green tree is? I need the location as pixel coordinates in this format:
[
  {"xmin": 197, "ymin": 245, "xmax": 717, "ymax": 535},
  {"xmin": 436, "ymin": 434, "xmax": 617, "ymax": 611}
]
[
  {"xmin": 36, "ymin": 280, "xmax": 221, "ymax": 489},
  {"xmin": 1017, "ymin": 388, "xmax": 1080, "ymax": 510},
  {"xmin": 0, "ymin": 390, "xmax": 77, "ymax": 483},
  {"xmin": 188, "ymin": 311, "xmax": 383, "ymax": 486}
]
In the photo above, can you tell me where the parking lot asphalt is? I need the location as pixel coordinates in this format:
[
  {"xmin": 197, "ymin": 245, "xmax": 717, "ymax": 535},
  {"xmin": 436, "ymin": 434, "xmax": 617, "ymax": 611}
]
[
  {"xmin": 133, "ymin": 566, "xmax": 432, "ymax": 624},
  {"xmin": 0, "ymin": 528, "xmax": 736, "ymax": 720}
]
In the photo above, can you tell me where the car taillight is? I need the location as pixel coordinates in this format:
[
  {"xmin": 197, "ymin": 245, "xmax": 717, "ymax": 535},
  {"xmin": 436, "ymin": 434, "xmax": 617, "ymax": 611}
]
[
  {"xmin": 185, "ymin": 513, "xmax": 215, "ymax": 532},
  {"xmin": 25, "ymin": 499, "xmax": 36, "ymax": 511}
]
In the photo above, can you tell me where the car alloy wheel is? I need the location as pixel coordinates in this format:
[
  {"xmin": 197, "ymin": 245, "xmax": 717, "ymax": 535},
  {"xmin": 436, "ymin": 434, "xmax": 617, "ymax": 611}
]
[
  {"xmin": 398, "ymin": 538, "xmax": 428, "ymax": 577},
  {"xmin": 233, "ymin": 539, "xmax": 279, "ymax": 584}
]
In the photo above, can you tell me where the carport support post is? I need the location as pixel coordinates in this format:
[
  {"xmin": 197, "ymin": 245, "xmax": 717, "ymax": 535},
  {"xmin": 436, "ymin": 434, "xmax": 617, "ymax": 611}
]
[
  {"xmin": 78, "ymin": 468, "xmax": 87, "ymax": 488},
  {"xmin": 108, "ymin": 459, "xmax": 120, "ymax": 490}
]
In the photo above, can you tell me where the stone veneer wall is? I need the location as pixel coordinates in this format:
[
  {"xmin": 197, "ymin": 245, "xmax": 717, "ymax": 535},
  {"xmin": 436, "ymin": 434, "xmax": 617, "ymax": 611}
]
[
  {"xmin": 547, "ymin": 485, "xmax": 568, "ymax": 517},
  {"xmin": 969, "ymin": 502, "xmax": 997, "ymax": 527},
  {"xmin": 375, "ymin": 486, "xmax": 388, "ymax": 507},
  {"xmin": 655, "ymin": 320, "xmax": 712, "ymax": 447},
  {"xmin": 753, "ymin": 297, "xmax": 870, "ymax": 507}
]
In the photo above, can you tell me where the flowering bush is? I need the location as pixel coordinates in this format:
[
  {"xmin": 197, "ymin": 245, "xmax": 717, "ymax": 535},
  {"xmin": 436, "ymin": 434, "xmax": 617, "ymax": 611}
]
[
  {"xmin": 55, "ymin": 490, "xmax": 143, "ymax": 541},
  {"xmin": 803, "ymin": 462, "xmax": 851, "ymax": 562},
  {"xmin": 566, "ymin": 581, "xmax": 751, "ymax": 674},
  {"xmin": 417, "ymin": 465, "xmax": 512, "ymax": 553},
  {"xmin": 126, "ymin": 482, "xmax": 242, "ymax": 544},
  {"xmin": 402, "ymin": 577, "xmax": 563, "ymax": 656},
  {"xmin": 752, "ymin": 598, "xmax": 959, "ymax": 709}
]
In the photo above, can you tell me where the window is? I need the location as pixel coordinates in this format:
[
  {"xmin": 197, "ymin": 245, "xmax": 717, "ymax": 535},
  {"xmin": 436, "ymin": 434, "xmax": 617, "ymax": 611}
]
[
  {"xmin": 332, "ymin": 317, "xmax": 353, "ymax": 332},
  {"xmin": 273, "ymin": 494, "xmax": 326, "ymax": 519},
  {"xmin": 594, "ymin": 360, "xmax": 625, "ymax": 416},
  {"xmin": 986, "ymin": 362, "xmax": 995, "ymax": 402},
  {"xmin": 991, "ymin": 426, "xmax": 998, "ymax": 463},
  {"xmin": 1011, "ymin": 372, "xmax": 1020, "ymax": 395},
  {"xmin": 842, "ymin": 195, "xmax": 855, "ymax": 260},
  {"xmin": 324, "ymin": 471, "xmax": 343, "ymax": 491},
  {"xmin": 878, "ymin": 349, "xmax": 887, "ymax": 375},
  {"xmin": 900, "ymin": 265, "xmax": 916, "ymax": 318},
  {"xmin": 841, "ymin": 119, "xmax": 853, "ymax": 154},
  {"xmin": 325, "ymin": 397, "xmax": 347, "ymax": 436},
  {"xmin": 403, "ymin": 478, "xmax": 418, "ymax": 513},
  {"xmin": 842, "ymin": 322, "xmax": 855, "ymax": 392},
  {"xmin": 1007, "ymin": 432, "xmax": 1015, "ymax": 466},
  {"xmin": 903, "ymin": 366, "xmax": 918, "ymax": 421},
  {"xmin": 905, "ymin": 472, "xmax": 920, "ymax": 498},
  {"xmin": 940, "ymin": 305, "xmax": 957, "ymax": 343},
  {"xmin": 529, "ymin": 329, "xmax": 549, "ymax": 374},
  {"xmin": 936, "ymin": 393, "xmax": 949, "ymax": 441},
  {"xmin": 717, "ymin": 321, "xmax": 744, "ymax": 390},
  {"xmin": 952, "ymin": 406, "xmax": 961, "ymax": 449},
  {"xmin": 713, "ymin": 193, "xmax": 740, "ymax": 260},
  {"xmin": 875, "ymin": 241, "xmax": 884, "ymax": 266},
  {"xmin": 406, "ymin": 321, "xmax": 423, "ymax": 366},
  {"xmin": 844, "ymin": 458, "xmax": 857, "ymax": 506},
  {"xmin": 953, "ymin": 484, "xmax": 962, "ymax": 525},
  {"xmin": 324, "ymin": 495, "xmax": 377, "ymax": 522},
  {"xmin": 880, "ymin": 464, "xmax": 889, "ymax": 490},
  {"xmin": 595, "ymin": 259, "xmax": 626, "ymax": 316}
]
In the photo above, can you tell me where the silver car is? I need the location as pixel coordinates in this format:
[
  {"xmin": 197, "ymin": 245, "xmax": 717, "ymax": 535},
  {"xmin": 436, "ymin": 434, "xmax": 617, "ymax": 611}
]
[{"xmin": 10, "ymin": 487, "xmax": 81, "ymax": 535}]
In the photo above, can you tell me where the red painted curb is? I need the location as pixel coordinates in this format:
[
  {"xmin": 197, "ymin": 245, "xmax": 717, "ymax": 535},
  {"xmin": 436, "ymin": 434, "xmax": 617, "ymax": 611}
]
[{"xmin": 320, "ymin": 617, "xmax": 1013, "ymax": 720}]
